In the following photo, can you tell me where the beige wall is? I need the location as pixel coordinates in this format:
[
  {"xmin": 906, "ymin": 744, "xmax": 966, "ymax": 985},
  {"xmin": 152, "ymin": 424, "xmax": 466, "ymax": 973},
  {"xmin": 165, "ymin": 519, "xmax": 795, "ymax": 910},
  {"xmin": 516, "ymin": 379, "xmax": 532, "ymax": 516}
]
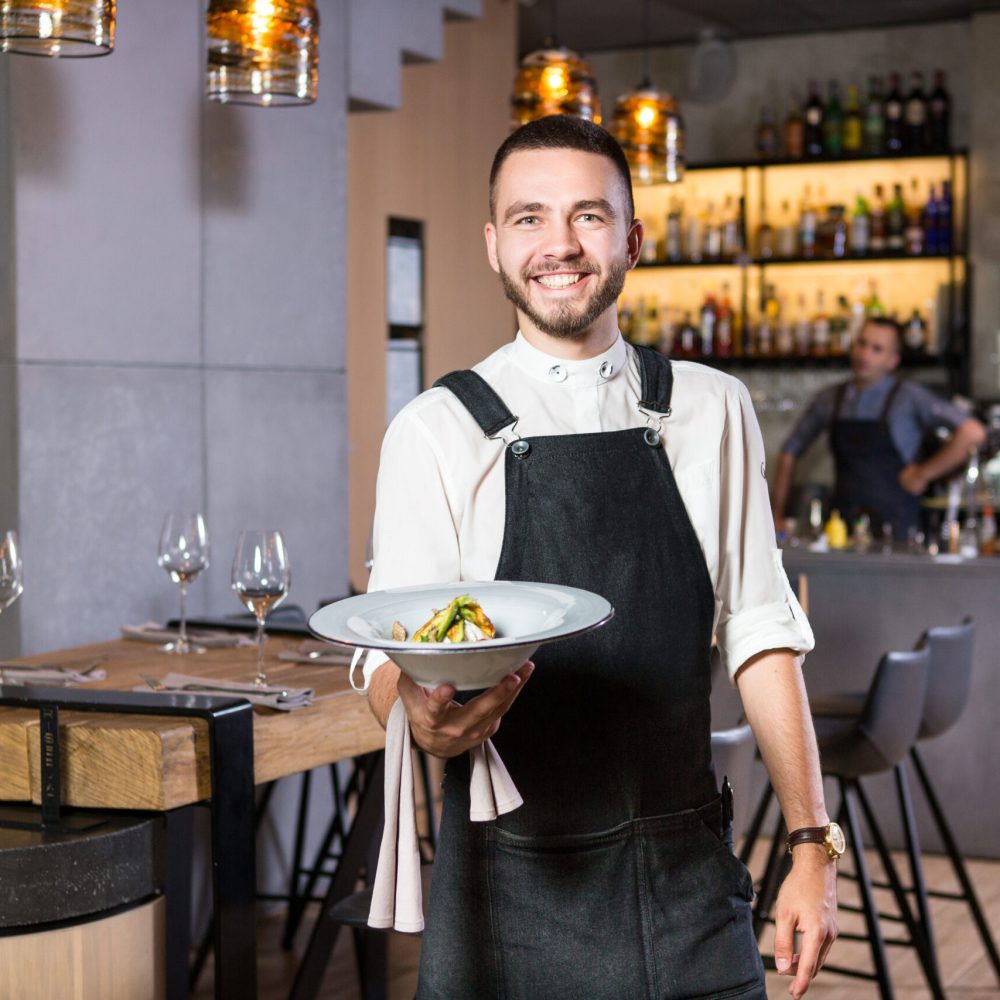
[{"xmin": 347, "ymin": 0, "xmax": 518, "ymax": 591}]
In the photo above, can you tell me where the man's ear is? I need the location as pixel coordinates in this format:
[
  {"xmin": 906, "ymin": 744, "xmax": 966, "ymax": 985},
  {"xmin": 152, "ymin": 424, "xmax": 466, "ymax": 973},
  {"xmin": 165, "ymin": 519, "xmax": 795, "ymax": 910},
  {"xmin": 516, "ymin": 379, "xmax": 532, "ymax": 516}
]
[
  {"xmin": 485, "ymin": 222, "xmax": 500, "ymax": 274},
  {"xmin": 626, "ymin": 218, "xmax": 644, "ymax": 270}
]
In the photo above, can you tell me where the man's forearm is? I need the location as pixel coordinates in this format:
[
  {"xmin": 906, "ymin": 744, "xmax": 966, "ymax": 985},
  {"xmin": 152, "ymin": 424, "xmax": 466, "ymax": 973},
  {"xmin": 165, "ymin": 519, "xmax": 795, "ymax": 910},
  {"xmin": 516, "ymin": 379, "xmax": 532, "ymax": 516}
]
[
  {"xmin": 772, "ymin": 452, "xmax": 796, "ymax": 522},
  {"xmin": 917, "ymin": 418, "xmax": 987, "ymax": 483},
  {"xmin": 367, "ymin": 659, "xmax": 401, "ymax": 729},
  {"xmin": 736, "ymin": 648, "xmax": 827, "ymax": 831}
]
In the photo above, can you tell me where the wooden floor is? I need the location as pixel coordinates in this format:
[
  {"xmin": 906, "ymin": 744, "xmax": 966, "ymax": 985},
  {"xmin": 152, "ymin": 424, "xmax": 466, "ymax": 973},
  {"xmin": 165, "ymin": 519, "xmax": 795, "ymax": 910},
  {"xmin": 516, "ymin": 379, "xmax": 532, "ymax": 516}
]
[{"xmin": 193, "ymin": 842, "xmax": 1000, "ymax": 999}]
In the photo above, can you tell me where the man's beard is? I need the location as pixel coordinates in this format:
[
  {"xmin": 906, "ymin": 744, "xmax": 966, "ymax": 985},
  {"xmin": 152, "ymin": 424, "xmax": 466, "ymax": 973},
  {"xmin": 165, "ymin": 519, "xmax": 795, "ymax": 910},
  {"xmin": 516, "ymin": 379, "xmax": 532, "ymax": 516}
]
[{"xmin": 498, "ymin": 257, "xmax": 630, "ymax": 340}]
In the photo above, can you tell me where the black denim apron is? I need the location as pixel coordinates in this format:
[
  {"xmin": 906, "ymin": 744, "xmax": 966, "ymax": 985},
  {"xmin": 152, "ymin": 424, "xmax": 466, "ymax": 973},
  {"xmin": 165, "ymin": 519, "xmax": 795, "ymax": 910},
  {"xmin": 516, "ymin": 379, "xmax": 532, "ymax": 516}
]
[
  {"xmin": 417, "ymin": 347, "xmax": 764, "ymax": 1000},
  {"xmin": 830, "ymin": 377, "xmax": 920, "ymax": 540}
]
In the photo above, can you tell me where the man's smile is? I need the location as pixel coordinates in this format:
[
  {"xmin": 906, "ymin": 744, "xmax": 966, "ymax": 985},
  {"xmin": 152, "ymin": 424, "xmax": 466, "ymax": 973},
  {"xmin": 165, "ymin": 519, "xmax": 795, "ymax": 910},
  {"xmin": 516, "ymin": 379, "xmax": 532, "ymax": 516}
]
[{"xmin": 529, "ymin": 270, "xmax": 594, "ymax": 290}]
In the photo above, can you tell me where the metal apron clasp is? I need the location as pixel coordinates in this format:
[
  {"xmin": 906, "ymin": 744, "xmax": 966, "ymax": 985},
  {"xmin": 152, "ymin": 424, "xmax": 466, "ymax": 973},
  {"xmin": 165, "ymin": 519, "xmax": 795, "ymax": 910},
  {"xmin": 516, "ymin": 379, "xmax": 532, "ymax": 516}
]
[{"xmin": 638, "ymin": 403, "xmax": 670, "ymax": 447}]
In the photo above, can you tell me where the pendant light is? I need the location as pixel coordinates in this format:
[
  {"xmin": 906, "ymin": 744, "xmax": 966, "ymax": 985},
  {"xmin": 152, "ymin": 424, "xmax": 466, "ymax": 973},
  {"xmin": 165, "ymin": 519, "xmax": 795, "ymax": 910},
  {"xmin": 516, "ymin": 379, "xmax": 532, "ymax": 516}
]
[
  {"xmin": 0, "ymin": 1, "xmax": 116, "ymax": 57},
  {"xmin": 206, "ymin": 0, "xmax": 319, "ymax": 107},
  {"xmin": 509, "ymin": 1, "xmax": 599, "ymax": 130},
  {"xmin": 611, "ymin": 0, "xmax": 684, "ymax": 184}
]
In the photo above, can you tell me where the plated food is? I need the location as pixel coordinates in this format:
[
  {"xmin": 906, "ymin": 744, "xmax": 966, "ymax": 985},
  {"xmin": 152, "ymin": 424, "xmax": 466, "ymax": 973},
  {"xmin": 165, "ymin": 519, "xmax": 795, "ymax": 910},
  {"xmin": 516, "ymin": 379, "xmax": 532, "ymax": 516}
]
[{"xmin": 394, "ymin": 595, "xmax": 497, "ymax": 644}]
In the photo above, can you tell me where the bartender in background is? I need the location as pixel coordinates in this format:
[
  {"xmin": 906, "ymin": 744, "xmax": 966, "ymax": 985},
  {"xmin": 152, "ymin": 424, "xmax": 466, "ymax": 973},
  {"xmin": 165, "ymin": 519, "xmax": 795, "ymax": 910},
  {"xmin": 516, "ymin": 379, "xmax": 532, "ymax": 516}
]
[{"xmin": 772, "ymin": 316, "xmax": 986, "ymax": 539}]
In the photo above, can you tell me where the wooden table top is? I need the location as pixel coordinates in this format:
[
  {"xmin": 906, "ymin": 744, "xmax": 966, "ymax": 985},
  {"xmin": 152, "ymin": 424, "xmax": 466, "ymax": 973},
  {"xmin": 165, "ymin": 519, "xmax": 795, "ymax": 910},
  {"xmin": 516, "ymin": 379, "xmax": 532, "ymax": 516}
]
[{"xmin": 0, "ymin": 638, "xmax": 385, "ymax": 812}]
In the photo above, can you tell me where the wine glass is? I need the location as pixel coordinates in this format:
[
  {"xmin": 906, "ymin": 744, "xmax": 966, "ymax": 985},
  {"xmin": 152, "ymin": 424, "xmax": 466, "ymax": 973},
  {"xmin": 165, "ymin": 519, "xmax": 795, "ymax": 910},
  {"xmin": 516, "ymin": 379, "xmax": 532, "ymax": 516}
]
[
  {"xmin": 158, "ymin": 513, "xmax": 210, "ymax": 655},
  {"xmin": 0, "ymin": 530, "xmax": 24, "ymax": 617},
  {"xmin": 231, "ymin": 530, "xmax": 290, "ymax": 687}
]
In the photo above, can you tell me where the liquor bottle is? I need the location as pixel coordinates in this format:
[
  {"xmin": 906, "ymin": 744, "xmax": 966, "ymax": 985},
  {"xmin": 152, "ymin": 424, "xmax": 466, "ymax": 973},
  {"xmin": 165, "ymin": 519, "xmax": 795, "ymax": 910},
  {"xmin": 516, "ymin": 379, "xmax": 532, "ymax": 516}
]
[
  {"xmin": 842, "ymin": 83, "xmax": 863, "ymax": 154},
  {"xmin": 640, "ymin": 232, "xmax": 658, "ymax": 264},
  {"xmin": 699, "ymin": 292, "xmax": 717, "ymax": 356},
  {"xmin": 866, "ymin": 280, "xmax": 885, "ymax": 317},
  {"xmin": 905, "ymin": 179, "xmax": 925, "ymax": 255},
  {"xmin": 721, "ymin": 194, "xmax": 742, "ymax": 260},
  {"xmin": 904, "ymin": 71, "xmax": 929, "ymax": 154},
  {"xmin": 829, "ymin": 204, "xmax": 848, "ymax": 258},
  {"xmin": 686, "ymin": 196, "xmax": 703, "ymax": 263},
  {"xmin": 884, "ymin": 72, "xmax": 904, "ymax": 153},
  {"xmin": 886, "ymin": 183, "xmax": 906, "ymax": 253},
  {"xmin": 640, "ymin": 295, "xmax": 660, "ymax": 347},
  {"xmin": 823, "ymin": 80, "xmax": 843, "ymax": 157},
  {"xmin": 830, "ymin": 295, "xmax": 852, "ymax": 355},
  {"xmin": 794, "ymin": 294, "xmax": 812, "ymax": 357},
  {"xmin": 848, "ymin": 289, "xmax": 867, "ymax": 345},
  {"xmin": 757, "ymin": 217, "xmax": 775, "ymax": 260},
  {"xmin": 937, "ymin": 179, "xmax": 953, "ymax": 253},
  {"xmin": 756, "ymin": 290, "xmax": 777, "ymax": 357},
  {"xmin": 628, "ymin": 296, "xmax": 645, "ymax": 345},
  {"xmin": 864, "ymin": 75, "xmax": 885, "ymax": 155},
  {"xmin": 756, "ymin": 107, "xmax": 779, "ymax": 160},
  {"xmin": 870, "ymin": 184, "xmax": 887, "ymax": 253},
  {"xmin": 775, "ymin": 295, "xmax": 795, "ymax": 356},
  {"xmin": 928, "ymin": 69, "xmax": 951, "ymax": 152},
  {"xmin": 776, "ymin": 199, "xmax": 797, "ymax": 258},
  {"xmin": 812, "ymin": 289, "xmax": 831, "ymax": 357},
  {"xmin": 618, "ymin": 297, "xmax": 633, "ymax": 341},
  {"xmin": 804, "ymin": 80, "xmax": 825, "ymax": 158},
  {"xmin": 798, "ymin": 185, "xmax": 817, "ymax": 260},
  {"xmin": 677, "ymin": 311, "xmax": 699, "ymax": 358},
  {"xmin": 716, "ymin": 284, "xmax": 734, "ymax": 357},
  {"xmin": 783, "ymin": 97, "xmax": 804, "ymax": 159},
  {"xmin": 665, "ymin": 198, "xmax": 683, "ymax": 263},
  {"xmin": 904, "ymin": 309, "xmax": 928, "ymax": 354},
  {"xmin": 703, "ymin": 202, "xmax": 722, "ymax": 261},
  {"xmin": 850, "ymin": 191, "xmax": 871, "ymax": 256},
  {"xmin": 923, "ymin": 184, "xmax": 940, "ymax": 254},
  {"xmin": 658, "ymin": 307, "xmax": 677, "ymax": 356}
]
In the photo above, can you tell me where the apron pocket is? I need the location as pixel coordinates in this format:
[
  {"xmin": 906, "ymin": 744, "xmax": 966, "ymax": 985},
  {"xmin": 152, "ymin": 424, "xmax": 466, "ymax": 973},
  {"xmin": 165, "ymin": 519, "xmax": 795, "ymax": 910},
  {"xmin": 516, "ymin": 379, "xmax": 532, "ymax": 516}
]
[
  {"xmin": 487, "ymin": 822, "xmax": 649, "ymax": 1000},
  {"xmin": 638, "ymin": 810, "xmax": 764, "ymax": 1000}
]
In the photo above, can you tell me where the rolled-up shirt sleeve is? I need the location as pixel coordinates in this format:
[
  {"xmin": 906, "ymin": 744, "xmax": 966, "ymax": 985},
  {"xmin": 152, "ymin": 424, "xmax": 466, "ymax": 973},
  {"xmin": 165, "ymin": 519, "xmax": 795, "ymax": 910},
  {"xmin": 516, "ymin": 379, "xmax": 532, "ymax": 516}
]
[
  {"xmin": 715, "ymin": 382, "xmax": 815, "ymax": 682},
  {"xmin": 781, "ymin": 388, "xmax": 834, "ymax": 458},
  {"xmin": 361, "ymin": 404, "xmax": 463, "ymax": 685}
]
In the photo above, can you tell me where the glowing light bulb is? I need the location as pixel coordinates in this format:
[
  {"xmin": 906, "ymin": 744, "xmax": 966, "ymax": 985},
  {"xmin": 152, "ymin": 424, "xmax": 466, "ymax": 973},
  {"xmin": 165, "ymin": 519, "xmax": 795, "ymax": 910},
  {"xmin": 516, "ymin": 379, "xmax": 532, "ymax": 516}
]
[
  {"xmin": 540, "ymin": 65, "xmax": 568, "ymax": 99},
  {"xmin": 634, "ymin": 102, "xmax": 658, "ymax": 129}
]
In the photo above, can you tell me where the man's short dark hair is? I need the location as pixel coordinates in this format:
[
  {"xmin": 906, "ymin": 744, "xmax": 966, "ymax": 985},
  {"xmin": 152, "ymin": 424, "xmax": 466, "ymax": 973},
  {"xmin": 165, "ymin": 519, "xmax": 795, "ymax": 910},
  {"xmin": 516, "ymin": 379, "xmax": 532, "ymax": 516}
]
[
  {"xmin": 489, "ymin": 116, "xmax": 635, "ymax": 222},
  {"xmin": 864, "ymin": 315, "xmax": 903, "ymax": 353}
]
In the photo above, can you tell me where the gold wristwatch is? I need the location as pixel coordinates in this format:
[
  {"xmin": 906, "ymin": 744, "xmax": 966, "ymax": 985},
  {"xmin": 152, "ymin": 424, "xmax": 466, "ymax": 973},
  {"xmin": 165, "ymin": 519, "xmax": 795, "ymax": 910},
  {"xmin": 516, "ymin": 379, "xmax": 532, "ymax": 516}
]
[{"xmin": 785, "ymin": 822, "xmax": 846, "ymax": 861}]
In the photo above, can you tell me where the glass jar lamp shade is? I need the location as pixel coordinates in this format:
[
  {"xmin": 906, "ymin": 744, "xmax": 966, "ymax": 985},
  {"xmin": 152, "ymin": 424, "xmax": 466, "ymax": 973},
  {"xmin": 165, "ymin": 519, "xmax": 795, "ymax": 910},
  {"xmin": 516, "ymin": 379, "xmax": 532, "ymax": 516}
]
[
  {"xmin": 206, "ymin": 0, "xmax": 318, "ymax": 106},
  {"xmin": 0, "ymin": 0, "xmax": 115, "ymax": 56},
  {"xmin": 510, "ymin": 47, "xmax": 600, "ymax": 130},
  {"xmin": 612, "ymin": 85, "xmax": 685, "ymax": 184}
]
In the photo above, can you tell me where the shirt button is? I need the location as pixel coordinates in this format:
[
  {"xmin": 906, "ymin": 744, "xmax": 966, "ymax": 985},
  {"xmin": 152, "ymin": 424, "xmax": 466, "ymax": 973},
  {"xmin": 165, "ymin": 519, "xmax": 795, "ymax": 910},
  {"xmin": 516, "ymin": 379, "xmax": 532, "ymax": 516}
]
[
  {"xmin": 548, "ymin": 365, "xmax": 567, "ymax": 383},
  {"xmin": 599, "ymin": 361, "xmax": 614, "ymax": 378}
]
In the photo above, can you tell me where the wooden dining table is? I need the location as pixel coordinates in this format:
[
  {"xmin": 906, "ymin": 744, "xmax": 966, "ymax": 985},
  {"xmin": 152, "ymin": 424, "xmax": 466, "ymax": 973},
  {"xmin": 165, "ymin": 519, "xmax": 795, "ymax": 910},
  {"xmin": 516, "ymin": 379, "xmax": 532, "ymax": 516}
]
[{"xmin": 0, "ymin": 634, "xmax": 388, "ymax": 1000}]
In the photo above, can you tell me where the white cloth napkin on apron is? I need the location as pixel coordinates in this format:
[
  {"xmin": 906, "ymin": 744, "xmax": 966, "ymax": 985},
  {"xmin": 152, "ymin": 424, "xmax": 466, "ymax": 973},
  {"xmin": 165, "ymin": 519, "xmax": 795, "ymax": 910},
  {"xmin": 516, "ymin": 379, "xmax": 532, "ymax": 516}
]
[{"xmin": 367, "ymin": 698, "xmax": 523, "ymax": 932}]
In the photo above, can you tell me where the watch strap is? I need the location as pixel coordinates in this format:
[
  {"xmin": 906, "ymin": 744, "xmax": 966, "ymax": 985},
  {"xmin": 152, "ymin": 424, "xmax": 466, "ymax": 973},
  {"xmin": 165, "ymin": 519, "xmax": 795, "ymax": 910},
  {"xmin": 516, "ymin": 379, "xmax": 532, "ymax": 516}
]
[{"xmin": 786, "ymin": 825, "xmax": 830, "ymax": 853}]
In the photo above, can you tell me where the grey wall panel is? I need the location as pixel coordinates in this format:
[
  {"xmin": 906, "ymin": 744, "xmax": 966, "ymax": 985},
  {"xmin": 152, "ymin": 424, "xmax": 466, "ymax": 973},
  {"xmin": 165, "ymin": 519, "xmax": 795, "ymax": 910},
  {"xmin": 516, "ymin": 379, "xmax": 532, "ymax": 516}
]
[
  {"xmin": 202, "ymin": 0, "xmax": 348, "ymax": 372},
  {"xmin": 15, "ymin": 364, "xmax": 207, "ymax": 654},
  {"xmin": 202, "ymin": 368, "xmax": 348, "ymax": 620},
  {"xmin": 10, "ymin": 0, "xmax": 203, "ymax": 366}
]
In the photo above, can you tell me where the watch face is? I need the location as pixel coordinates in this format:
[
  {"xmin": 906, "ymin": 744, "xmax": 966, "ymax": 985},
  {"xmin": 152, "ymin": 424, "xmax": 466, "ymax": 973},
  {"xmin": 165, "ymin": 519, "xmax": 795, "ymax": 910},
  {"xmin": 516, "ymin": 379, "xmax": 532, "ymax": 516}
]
[{"xmin": 827, "ymin": 822, "xmax": 846, "ymax": 856}]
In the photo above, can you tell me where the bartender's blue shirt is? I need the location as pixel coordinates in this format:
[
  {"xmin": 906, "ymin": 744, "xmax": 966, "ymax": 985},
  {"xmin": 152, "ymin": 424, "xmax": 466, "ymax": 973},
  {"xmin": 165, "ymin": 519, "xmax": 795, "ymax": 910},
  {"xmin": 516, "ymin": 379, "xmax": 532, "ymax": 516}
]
[{"xmin": 781, "ymin": 376, "xmax": 969, "ymax": 463}]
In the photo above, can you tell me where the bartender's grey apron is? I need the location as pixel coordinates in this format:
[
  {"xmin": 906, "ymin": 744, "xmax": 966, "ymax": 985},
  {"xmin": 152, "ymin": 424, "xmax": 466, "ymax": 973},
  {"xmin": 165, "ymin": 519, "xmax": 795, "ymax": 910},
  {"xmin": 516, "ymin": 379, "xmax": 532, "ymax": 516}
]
[
  {"xmin": 831, "ymin": 377, "xmax": 920, "ymax": 541},
  {"xmin": 419, "ymin": 347, "xmax": 764, "ymax": 1000}
]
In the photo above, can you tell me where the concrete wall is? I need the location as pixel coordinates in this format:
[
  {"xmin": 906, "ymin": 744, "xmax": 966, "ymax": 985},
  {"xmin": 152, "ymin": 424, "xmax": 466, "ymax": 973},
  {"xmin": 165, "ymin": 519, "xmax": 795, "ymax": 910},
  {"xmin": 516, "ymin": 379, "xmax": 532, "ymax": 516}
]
[
  {"xmin": 589, "ymin": 15, "xmax": 1000, "ymax": 489},
  {"xmin": 346, "ymin": 0, "xmax": 518, "ymax": 591},
  {"xmin": 0, "ymin": 0, "xmax": 349, "ymax": 655}
]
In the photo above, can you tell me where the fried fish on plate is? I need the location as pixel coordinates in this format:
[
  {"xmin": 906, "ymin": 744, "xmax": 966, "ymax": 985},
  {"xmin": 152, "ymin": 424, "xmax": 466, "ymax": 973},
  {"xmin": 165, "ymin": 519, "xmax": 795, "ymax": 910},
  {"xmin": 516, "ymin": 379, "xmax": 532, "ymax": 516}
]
[{"xmin": 409, "ymin": 595, "xmax": 497, "ymax": 643}]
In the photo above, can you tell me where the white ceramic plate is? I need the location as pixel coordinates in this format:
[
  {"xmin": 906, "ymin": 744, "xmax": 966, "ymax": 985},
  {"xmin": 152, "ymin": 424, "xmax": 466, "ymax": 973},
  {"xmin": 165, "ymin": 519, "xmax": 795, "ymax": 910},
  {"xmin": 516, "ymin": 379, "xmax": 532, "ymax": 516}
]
[{"xmin": 308, "ymin": 580, "xmax": 613, "ymax": 690}]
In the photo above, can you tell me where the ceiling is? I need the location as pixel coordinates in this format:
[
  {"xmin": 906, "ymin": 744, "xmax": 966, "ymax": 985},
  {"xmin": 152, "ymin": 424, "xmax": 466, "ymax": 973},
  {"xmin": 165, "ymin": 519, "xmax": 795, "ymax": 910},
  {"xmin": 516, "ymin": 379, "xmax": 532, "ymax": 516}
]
[{"xmin": 517, "ymin": 0, "xmax": 1000, "ymax": 56}]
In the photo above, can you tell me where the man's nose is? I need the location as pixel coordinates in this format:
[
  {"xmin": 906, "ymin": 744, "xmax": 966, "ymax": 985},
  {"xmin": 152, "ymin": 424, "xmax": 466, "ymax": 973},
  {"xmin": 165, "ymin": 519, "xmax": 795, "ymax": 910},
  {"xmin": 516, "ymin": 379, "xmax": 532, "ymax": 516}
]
[{"xmin": 542, "ymin": 220, "xmax": 582, "ymax": 259}]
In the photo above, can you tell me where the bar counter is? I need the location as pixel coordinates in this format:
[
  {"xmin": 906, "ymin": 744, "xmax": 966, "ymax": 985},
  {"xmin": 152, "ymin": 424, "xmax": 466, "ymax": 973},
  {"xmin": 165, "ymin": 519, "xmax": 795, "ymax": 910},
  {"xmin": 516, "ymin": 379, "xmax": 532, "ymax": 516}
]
[{"xmin": 781, "ymin": 546, "xmax": 1000, "ymax": 858}]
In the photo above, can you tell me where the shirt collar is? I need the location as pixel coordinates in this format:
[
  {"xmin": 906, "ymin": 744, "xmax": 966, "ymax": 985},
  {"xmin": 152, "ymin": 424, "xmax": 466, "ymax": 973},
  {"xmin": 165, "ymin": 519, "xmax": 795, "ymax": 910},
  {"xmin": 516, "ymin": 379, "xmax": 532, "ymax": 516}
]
[{"xmin": 510, "ymin": 331, "xmax": 629, "ymax": 387}]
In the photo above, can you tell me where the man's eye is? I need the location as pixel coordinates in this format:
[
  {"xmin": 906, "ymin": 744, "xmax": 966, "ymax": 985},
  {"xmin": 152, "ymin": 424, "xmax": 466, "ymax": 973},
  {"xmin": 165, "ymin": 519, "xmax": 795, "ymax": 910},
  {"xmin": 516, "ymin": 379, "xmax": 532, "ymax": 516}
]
[
  {"xmin": 578, "ymin": 214, "xmax": 600, "ymax": 222},
  {"xmin": 515, "ymin": 216, "xmax": 539, "ymax": 225}
]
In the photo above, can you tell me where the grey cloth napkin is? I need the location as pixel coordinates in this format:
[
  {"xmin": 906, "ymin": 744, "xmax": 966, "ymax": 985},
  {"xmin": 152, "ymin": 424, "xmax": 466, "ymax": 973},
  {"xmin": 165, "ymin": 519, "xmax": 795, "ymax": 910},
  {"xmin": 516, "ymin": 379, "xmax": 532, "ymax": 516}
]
[
  {"xmin": 367, "ymin": 699, "xmax": 523, "ymax": 933},
  {"xmin": 121, "ymin": 622, "xmax": 252, "ymax": 648},
  {"xmin": 134, "ymin": 672, "xmax": 313, "ymax": 711},
  {"xmin": 277, "ymin": 641, "xmax": 353, "ymax": 666},
  {"xmin": 0, "ymin": 664, "xmax": 107, "ymax": 685}
]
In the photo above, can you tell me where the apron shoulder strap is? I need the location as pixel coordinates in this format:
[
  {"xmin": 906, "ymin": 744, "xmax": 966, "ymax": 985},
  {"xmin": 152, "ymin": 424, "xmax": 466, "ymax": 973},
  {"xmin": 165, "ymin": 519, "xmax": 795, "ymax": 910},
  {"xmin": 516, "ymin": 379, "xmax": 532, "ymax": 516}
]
[
  {"xmin": 432, "ymin": 370, "xmax": 518, "ymax": 438},
  {"xmin": 879, "ymin": 376, "xmax": 905, "ymax": 429},
  {"xmin": 634, "ymin": 345, "xmax": 674, "ymax": 414},
  {"xmin": 832, "ymin": 380, "xmax": 849, "ymax": 420}
]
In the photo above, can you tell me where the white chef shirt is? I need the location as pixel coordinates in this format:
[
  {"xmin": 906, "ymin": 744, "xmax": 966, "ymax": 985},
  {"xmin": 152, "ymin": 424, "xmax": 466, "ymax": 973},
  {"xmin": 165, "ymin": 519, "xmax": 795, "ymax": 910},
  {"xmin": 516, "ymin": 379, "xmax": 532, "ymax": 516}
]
[{"xmin": 365, "ymin": 332, "xmax": 814, "ymax": 684}]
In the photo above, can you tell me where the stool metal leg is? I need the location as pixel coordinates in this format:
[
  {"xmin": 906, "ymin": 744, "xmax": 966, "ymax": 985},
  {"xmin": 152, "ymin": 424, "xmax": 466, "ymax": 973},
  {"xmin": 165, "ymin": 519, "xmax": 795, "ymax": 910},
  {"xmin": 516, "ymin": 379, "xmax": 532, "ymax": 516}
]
[
  {"xmin": 739, "ymin": 780, "xmax": 773, "ymax": 867},
  {"xmin": 842, "ymin": 779, "xmax": 895, "ymax": 1000},
  {"xmin": 910, "ymin": 746, "xmax": 1000, "ymax": 984},
  {"xmin": 752, "ymin": 812, "xmax": 787, "ymax": 942}
]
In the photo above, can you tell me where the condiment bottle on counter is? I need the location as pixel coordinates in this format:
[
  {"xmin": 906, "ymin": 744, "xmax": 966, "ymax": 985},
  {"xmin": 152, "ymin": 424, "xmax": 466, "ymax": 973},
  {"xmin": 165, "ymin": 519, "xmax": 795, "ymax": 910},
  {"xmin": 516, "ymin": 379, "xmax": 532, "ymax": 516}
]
[
  {"xmin": 979, "ymin": 506, "xmax": 997, "ymax": 556},
  {"xmin": 824, "ymin": 509, "xmax": 849, "ymax": 550}
]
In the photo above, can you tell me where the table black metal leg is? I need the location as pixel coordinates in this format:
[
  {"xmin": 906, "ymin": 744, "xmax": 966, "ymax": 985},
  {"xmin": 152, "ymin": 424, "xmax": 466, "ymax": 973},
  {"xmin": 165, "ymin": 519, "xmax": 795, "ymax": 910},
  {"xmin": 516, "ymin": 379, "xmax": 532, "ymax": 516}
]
[
  {"xmin": 164, "ymin": 805, "xmax": 195, "ymax": 1000},
  {"xmin": 289, "ymin": 753, "xmax": 386, "ymax": 1000}
]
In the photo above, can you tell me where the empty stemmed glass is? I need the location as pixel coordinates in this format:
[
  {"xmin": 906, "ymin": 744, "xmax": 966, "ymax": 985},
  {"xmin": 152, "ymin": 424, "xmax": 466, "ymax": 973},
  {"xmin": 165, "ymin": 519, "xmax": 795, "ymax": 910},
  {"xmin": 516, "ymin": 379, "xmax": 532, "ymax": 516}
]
[
  {"xmin": 231, "ymin": 530, "xmax": 290, "ymax": 688},
  {"xmin": 0, "ymin": 531, "xmax": 24, "ymax": 619},
  {"xmin": 158, "ymin": 513, "xmax": 210, "ymax": 655}
]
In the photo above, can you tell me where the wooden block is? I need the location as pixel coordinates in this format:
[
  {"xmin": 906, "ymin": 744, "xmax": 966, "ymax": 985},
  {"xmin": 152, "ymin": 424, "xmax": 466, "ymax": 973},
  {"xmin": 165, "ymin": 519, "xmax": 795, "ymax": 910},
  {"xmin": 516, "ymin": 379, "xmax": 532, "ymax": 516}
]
[
  {"xmin": 26, "ymin": 715, "xmax": 209, "ymax": 811},
  {"xmin": 0, "ymin": 710, "xmax": 36, "ymax": 800}
]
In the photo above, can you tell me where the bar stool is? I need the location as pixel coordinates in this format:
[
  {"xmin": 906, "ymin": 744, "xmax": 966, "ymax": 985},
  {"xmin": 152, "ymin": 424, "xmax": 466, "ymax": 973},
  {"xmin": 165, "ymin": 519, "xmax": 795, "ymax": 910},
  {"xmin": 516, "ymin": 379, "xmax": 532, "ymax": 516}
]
[{"xmin": 748, "ymin": 645, "xmax": 939, "ymax": 1000}]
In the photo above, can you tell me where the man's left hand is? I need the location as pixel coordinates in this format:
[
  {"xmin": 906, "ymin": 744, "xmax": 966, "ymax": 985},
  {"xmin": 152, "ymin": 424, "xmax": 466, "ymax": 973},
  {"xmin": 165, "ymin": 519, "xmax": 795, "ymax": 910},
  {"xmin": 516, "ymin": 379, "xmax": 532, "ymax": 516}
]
[
  {"xmin": 771, "ymin": 846, "xmax": 838, "ymax": 999},
  {"xmin": 899, "ymin": 463, "xmax": 930, "ymax": 495}
]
